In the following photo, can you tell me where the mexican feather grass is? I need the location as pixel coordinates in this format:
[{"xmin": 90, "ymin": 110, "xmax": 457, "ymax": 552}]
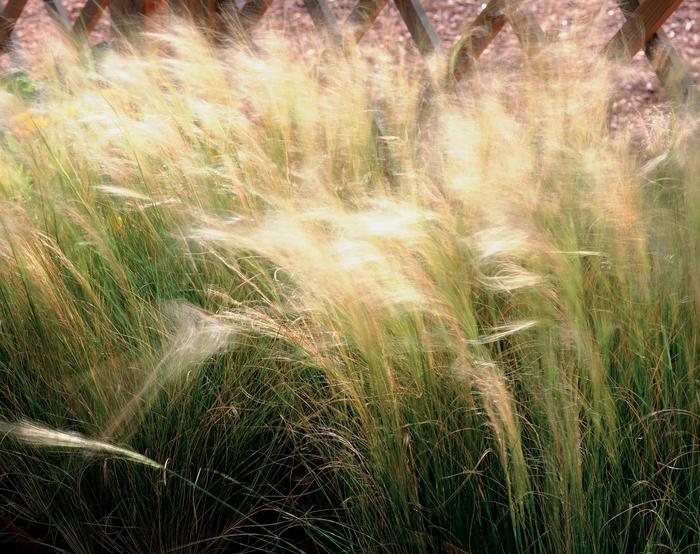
[{"xmin": 0, "ymin": 22, "xmax": 698, "ymax": 553}]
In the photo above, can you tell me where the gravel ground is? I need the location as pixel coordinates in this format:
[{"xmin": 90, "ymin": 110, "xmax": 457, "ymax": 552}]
[
  {"xmin": 255, "ymin": 0, "xmax": 700, "ymax": 122},
  {"xmin": 2, "ymin": 0, "xmax": 699, "ymax": 119}
]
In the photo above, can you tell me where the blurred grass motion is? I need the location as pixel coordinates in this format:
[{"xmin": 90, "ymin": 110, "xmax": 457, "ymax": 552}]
[{"xmin": 0, "ymin": 23, "xmax": 698, "ymax": 553}]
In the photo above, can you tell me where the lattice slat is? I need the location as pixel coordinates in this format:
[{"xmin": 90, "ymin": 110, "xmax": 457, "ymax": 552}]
[
  {"xmin": 303, "ymin": 0, "xmax": 341, "ymax": 44},
  {"xmin": 239, "ymin": 0, "xmax": 273, "ymax": 31},
  {"xmin": 616, "ymin": 0, "xmax": 695, "ymax": 103},
  {"xmin": 42, "ymin": 0, "xmax": 73, "ymax": 29},
  {"xmin": 393, "ymin": 0, "xmax": 442, "ymax": 57},
  {"xmin": 508, "ymin": 7, "xmax": 544, "ymax": 55},
  {"xmin": 605, "ymin": 0, "xmax": 684, "ymax": 60},
  {"xmin": 0, "ymin": 0, "xmax": 30, "ymax": 64},
  {"xmin": 73, "ymin": 0, "xmax": 108, "ymax": 35},
  {"xmin": 447, "ymin": 0, "xmax": 518, "ymax": 85},
  {"xmin": 0, "ymin": 0, "xmax": 694, "ymax": 112},
  {"xmin": 0, "ymin": 0, "xmax": 29, "ymax": 52},
  {"xmin": 345, "ymin": 0, "xmax": 387, "ymax": 42}
]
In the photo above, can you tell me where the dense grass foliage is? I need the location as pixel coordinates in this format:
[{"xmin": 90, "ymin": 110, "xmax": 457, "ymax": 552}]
[{"xmin": 0, "ymin": 26, "xmax": 698, "ymax": 553}]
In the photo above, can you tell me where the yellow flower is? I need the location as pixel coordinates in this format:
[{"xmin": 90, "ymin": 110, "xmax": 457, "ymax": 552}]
[{"xmin": 10, "ymin": 110, "xmax": 51, "ymax": 138}]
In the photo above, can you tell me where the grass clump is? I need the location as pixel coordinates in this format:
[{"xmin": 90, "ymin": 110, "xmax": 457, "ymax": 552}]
[{"xmin": 0, "ymin": 24, "xmax": 698, "ymax": 553}]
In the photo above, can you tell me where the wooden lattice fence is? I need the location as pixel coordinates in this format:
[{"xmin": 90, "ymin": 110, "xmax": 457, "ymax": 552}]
[{"xmin": 0, "ymin": 0, "xmax": 696, "ymax": 104}]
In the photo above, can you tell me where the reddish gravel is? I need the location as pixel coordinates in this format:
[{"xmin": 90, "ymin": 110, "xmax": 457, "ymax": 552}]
[
  {"xmin": 253, "ymin": 0, "xmax": 700, "ymax": 121},
  {"xmin": 1, "ymin": 0, "xmax": 699, "ymax": 119}
]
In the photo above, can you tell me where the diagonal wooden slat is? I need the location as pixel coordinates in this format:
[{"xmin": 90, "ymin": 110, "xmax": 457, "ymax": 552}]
[
  {"xmin": 508, "ymin": 7, "xmax": 545, "ymax": 54},
  {"xmin": 212, "ymin": 0, "xmax": 258, "ymax": 48},
  {"xmin": 109, "ymin": 0, "xmax": 148, "ymax": 35},
  {"xmin": 393, "ymin": 0, "xmax": 442, "ymax": 58},
  {"xmin": 0, "ymin": 0, "xmax": 29, "ymax": 52},
  {"xmin": 169, "ymin": 0, "xmax": 215, "ymax": 24},
  {"xmin": 303, "ymin": 0, "xmax": 341, "ymax": 44},
  {"xmin": 73, "ymin": 0, "xmax": 108, "ymax": 35},
  {"xmin": 42, "ymin": 0, "xmax": 72, "ymax": 30},
  {"xmin": 447, "ymin": 0, "xmax": 525, "ymax": 85},
  {"xmin": 239, "ymin": 0, "xmax": 273, "ymax": 31},
  {"xmin": 616, "ymin": 0, "xmax": 695, "ymax": 103},
  {"xmin": 0, "ymin": 0, "xmax": 28, "ymax": 66},
  {"xmin": 344, "ymin": 0, "xmax": 388, "ymax": 42},
  {"xmin": 218, "ymin": 0, "xmax": 249, "ymax": 26},
  {"xmin": 203, "ymin": 0, "xmax": 221, "ymax": 32},
  {"xmin": 605, "ymin": 0, "xmax": 684, "ymax": 60}
]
